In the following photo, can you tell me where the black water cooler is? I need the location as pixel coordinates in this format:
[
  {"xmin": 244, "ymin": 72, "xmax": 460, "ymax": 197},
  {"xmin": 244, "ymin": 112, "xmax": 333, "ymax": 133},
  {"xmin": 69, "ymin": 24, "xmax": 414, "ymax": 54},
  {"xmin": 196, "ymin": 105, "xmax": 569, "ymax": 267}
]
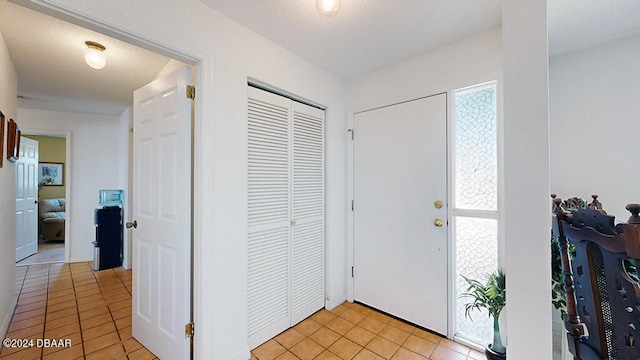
[{"xmin": 93, "ymin": 190, "xmax": 123, "ymax": 270}]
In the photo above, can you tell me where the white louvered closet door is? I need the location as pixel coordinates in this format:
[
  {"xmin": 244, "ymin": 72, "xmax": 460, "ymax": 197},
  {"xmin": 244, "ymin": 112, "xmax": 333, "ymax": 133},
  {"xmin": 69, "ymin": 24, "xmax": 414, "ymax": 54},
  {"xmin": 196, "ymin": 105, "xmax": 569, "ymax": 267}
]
[
  {"xmin": 247, "ymin": 86, "xmax": 325, "ymax": 349},
  {"xmin": 290, "ymin": 102, "xmax": 325, "ymax": 325},
  {"xmin": 248, "ymin": 88, "xmax": 291, "ymax": 348}
]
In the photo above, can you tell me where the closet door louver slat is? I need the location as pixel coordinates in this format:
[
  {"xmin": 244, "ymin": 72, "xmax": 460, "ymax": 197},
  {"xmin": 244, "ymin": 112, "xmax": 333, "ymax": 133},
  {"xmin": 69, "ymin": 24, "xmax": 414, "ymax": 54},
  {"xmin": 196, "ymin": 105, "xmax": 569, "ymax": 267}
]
[
  {"xmin": 247, "ymin": 88, "xmax": 291, "ymax": 348},
  {"xmin": 291, "ymin": 103, "xmax": 325, "ymax": 324}
]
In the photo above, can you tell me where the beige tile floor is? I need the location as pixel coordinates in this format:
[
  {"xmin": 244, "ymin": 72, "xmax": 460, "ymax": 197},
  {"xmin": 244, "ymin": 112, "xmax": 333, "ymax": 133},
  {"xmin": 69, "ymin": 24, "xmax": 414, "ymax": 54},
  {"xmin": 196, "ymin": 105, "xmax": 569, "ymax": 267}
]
[
  {"xmin": 3, "ymin": 262, "xmax": 481, "ymax": 360},
  {"xmin": 251, "ymin": 303, "xmax": 483, "ymax": 360},
  {"xmin": 0, "ymin": 262, "xmax": 157, "ymax": 360}
]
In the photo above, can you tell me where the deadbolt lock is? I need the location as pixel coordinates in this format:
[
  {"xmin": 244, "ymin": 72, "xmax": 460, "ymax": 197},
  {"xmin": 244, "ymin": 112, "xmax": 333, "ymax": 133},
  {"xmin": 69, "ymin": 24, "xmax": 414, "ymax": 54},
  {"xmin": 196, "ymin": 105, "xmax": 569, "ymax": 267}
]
[
  {"xmin": 434, "ymin": 218, "xmax": 444, "ymax": 227},
  {"xmin": 434, "ymin": 200, "xmax": 443, "ymax": 209}
]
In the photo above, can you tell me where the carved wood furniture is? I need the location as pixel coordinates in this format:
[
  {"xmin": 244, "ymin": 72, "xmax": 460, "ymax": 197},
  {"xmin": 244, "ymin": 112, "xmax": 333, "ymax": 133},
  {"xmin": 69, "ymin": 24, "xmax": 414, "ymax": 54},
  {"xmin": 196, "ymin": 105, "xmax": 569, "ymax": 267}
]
[{"xmin": 552, "ymin": 194, "xmax": 640, "ymax": 359}]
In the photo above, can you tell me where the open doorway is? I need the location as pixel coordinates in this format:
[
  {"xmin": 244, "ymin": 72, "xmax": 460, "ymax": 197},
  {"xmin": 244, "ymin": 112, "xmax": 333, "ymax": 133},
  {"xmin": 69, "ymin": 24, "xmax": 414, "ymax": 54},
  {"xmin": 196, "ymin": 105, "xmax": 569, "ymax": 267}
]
[
  {"xmin": 16, "ymin": 134, "xmax": 67, "ymax": 266},
  {"xmin": 1, "ymin": 1, "xmax": 188, "ymax": 272},
  {"xmin": 1, "ymin": 1, "xmax": 199, "ymax": 358}
]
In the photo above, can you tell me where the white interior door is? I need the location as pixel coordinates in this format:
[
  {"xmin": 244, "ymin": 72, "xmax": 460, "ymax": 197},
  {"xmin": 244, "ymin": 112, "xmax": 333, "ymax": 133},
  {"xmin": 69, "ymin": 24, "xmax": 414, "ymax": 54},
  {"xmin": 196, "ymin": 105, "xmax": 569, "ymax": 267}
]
[
  {"xmin": 132, "ymin": 67, "xmax": 192, "ymax": 360},
  {"xmin": 353, "ymin": 94, "xmax": 448, "ymax": 335},
  {"xmin": 16, "ymin": 137, "xmax": 39, "ymax": 262}
]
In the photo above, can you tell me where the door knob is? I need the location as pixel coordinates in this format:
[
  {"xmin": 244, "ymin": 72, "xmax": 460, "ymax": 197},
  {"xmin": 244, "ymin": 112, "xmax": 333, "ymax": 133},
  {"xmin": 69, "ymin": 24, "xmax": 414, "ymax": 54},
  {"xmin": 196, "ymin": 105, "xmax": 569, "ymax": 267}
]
[
  {"xmin": 126, "ymin": 220, "xmax": 138, "ymax": 229},
  {"xmin": 434, "ymin": 218, "xmax": 444, "ymax": 227},
  {"xmin": 434, "ymin": 200, "xmax": 443, "ymax": 209}
]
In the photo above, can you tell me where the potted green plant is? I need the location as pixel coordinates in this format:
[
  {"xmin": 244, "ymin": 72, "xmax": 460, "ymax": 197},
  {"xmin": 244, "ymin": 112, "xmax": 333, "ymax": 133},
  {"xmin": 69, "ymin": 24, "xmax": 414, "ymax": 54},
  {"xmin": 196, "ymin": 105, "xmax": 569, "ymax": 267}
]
[{"xmin": 461, "ymin": 269, "xmax": 506, "ymax": 360}]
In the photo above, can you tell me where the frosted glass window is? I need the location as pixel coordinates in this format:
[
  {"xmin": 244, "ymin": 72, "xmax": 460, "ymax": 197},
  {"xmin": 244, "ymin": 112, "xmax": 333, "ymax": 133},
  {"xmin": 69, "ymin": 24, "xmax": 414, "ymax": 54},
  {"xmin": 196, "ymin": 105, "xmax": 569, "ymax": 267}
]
[
  {"xmin": 454, "ymin": 217, "xmax": 498, "ymax": 345},
  {"xmin": 452, "ymin": 81, "xmax": 500, "ymax": 347},
  {"xmin": 453, "ymin": 84, "xmax": 497, "ymax": 211}
]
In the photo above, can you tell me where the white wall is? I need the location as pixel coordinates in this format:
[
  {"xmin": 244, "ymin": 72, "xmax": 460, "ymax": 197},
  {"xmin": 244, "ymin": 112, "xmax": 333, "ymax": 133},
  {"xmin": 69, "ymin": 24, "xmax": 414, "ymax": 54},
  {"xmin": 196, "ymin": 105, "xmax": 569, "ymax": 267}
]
[
  {"xmin": 347, "ymin": 27, "xmax": 503, "ymax": 112},
  {"xmin": 21, "ymin": 1, "xmax": 348, "ymax": 359},
  {"xmin": 18, "ymin": 109, "xmax": 121, "ymax": 262},
  {"xmin": 502, "ymin": 0, "xmax": 550, "ymax": 358},
  {"xmin": 550, "ymin": 34, "xmax": 640, "ymax": 220},
  {"xmin": 0, "ymin": 30, "xmax": 17, "ymax": 339},
  {"xmin": 153, "ymin": 59, "xmax": 188, "ymax": 81}
]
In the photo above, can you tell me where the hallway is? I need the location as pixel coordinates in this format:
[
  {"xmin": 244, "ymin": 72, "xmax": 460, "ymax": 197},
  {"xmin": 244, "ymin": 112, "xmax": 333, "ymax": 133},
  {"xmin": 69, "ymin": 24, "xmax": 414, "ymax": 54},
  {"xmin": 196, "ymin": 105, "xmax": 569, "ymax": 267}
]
[{"xmin": 0, "ymin": 262, "xmax": 156, "ymax": 359}]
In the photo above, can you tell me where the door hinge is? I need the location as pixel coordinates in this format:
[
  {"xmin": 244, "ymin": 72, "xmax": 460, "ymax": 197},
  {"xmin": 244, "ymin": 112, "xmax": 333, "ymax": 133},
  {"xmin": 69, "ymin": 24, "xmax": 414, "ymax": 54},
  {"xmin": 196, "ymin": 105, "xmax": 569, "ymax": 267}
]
[
  {"xmin": 186, "ymin": 85, "xmax": 196, "ymax": 100},
  {"xmin": 351, "ymin": 200, "xmax": 354, "ymax": 211},
  {"xmin": 351, "ymin": 266, "xmax": 354, "ymax": 278},
  {"xmin": 347, "ymin": 128, "xmax": 354, "ymax": 140},
  {"xmin": 185, "ymin": 322, "xmax": 194, "ymax": 338}
]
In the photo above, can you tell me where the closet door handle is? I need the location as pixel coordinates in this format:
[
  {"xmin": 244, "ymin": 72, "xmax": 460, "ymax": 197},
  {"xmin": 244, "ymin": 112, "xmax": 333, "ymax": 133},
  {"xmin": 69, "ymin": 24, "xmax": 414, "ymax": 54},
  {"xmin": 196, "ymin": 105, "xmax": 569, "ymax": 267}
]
[{"xmin": 291, "ymin": 219, "xmax": 297, "ymax": 226}]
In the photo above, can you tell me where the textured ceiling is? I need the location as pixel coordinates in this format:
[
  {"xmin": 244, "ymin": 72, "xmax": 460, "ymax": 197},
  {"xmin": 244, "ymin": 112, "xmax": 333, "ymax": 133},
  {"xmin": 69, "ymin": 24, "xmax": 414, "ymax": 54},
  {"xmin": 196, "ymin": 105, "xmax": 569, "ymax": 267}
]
[
  {"xmin": 200, "ymin": 0, "xmax": 503, "ymax": 80},
  {"xmin": 1, "ymin": 0, "xmax": 639, "ymax": 115},
  {"xmin": 0, "ymin": 0, "xmax": 171, "ymax": 115}
]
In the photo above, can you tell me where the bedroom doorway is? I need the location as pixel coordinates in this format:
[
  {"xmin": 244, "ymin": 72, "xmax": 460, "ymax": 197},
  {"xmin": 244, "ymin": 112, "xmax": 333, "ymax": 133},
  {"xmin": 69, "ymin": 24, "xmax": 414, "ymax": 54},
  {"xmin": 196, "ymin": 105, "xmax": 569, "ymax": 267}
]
[{"xmin": 17, "ymin": 133, "xmax": 69, "ymax": 265}]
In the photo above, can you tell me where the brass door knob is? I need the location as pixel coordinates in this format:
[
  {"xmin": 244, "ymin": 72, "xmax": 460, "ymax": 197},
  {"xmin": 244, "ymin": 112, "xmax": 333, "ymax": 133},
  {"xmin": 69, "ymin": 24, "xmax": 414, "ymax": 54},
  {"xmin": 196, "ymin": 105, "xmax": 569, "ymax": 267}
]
[
  {"xmin": 434, "ymin": 200, "xmax": 443, "ymax": 209},
  {"xmin": 126, "ymin": 220, "xmax": 138, "ymax": 229},
  {"xmin": 434, "ymin": 218, "xmax": 444, "ymax": 227}
]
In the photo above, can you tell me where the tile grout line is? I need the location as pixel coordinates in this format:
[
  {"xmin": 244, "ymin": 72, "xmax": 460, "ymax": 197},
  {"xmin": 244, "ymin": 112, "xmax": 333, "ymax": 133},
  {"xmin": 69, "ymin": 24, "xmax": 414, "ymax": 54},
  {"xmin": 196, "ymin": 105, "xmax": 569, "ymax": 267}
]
[
  {"xmin": 90, "ymin": 265, "xmax": 129, "ymax": 357},
  {"xmin": 70, "ymin": 262, "xmax": 88, "ymax": 359},
  {"xmin": 39, "ymin": 263, "xmax": 50, "ymax": 360},
  {"xmin": 264, "ymin": 306, "xmax": 462, "ymax": 360},
  {"xmin": 337, "ymin": 310, "xmax": 426, "ymax": 360},
  {"xmin": 107, "ymin": 268, "xmax": 130, "ymax": 356},
  {"xmin": 3, "ymin": 262, "xmax": 148, "ymax": 360}
]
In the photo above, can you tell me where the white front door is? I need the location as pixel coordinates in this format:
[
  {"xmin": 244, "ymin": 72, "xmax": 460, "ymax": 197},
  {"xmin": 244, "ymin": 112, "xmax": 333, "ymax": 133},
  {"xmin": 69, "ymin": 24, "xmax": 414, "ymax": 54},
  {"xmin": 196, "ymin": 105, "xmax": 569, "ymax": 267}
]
[
  {"xmin": 353, "ymin": 94, "xmax": 448, "ymax": 335},
  {"xmin": 16, "ymin": 137, "xmax": 39, "ymax": 262},
  {"xmin": 132, "ymin": 67, "xmax": 192, "ymax": 360}
]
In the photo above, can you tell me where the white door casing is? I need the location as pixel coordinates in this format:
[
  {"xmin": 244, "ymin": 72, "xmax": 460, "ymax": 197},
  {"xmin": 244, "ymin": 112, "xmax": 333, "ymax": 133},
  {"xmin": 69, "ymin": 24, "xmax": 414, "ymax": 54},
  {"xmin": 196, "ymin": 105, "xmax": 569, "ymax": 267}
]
[
  {"xmin": 16, "ymin": 137, "xmax": 39, "ymax": 262},
  {"xmin": 247, "ymin": 86, "xmax": 325, "ymax": 349},
  {"xmin": 353, "ymin": 94, "xmax": 448, "ymax": 335},
  {"xmin": 132, "ymin": 67, "xmax": 192, "ymax": 360}
]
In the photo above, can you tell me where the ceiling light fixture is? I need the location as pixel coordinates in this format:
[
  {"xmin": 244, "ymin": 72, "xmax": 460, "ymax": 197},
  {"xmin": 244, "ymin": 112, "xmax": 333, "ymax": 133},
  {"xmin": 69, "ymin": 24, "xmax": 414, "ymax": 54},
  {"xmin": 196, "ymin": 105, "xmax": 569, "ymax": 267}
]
[
  {"xmin": 316, "ymin": 0, "xmax": 341, "ymax": 17},
  {"xmin": 84, "ymin": 41, "xmax": 106, "ymax": 70}
]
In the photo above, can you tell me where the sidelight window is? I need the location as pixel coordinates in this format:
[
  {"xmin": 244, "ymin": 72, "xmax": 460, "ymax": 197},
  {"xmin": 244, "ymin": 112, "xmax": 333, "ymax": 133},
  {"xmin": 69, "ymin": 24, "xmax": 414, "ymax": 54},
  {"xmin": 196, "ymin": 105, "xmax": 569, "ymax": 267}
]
[{"xmin": 452, "ymin": 81, "xmax": 500, "ymax": 346}]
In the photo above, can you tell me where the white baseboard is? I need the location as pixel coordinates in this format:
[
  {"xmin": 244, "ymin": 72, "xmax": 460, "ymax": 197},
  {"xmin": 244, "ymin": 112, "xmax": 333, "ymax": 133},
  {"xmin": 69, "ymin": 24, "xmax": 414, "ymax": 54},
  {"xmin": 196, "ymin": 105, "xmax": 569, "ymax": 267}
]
[
  {"xmin": 226, "ymin": 347, "xmax": 250, "ymax": 360},
  {"xmin": 325, "ymin": 293, "xmax": 347, "ymax": 310}
]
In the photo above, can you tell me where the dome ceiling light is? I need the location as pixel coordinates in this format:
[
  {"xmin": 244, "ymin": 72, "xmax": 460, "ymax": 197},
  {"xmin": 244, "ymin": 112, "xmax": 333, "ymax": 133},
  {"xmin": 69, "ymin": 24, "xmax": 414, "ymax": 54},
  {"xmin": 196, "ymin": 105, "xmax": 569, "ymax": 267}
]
[
  {"xmin": 84, "ymin": 41, "xmax": 106, "ymax": 70},
  {"xmin": 316, "ymin": 0, "xmax": 341, "ymax": 17}
]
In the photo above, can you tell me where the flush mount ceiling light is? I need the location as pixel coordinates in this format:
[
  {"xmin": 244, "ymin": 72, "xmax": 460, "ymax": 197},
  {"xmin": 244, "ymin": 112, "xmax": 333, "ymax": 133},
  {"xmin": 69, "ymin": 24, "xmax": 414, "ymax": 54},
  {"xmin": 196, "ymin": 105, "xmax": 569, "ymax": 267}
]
[
  {"xmin": 316, "ymin": 0, "xmax": 341, "ymax": 17},
  {"xmin": 84, "ymin": 41, "xmax": 106, "ymax": 70}
]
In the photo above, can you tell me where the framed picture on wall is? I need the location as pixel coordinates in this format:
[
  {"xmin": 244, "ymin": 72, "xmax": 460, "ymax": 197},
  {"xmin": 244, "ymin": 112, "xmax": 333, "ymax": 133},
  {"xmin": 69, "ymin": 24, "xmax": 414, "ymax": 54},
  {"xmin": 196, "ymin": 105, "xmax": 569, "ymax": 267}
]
[
  {"xmin": 39, "ymin": 162, "xmax": 64, "ymax": 186},
  {"xmin": 0, "ymin": 111, "xmax": 4, "ymax": 168},
  {"xmin": 7, "ymin": 118, "xmax": 19, "ymax": 163}
]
